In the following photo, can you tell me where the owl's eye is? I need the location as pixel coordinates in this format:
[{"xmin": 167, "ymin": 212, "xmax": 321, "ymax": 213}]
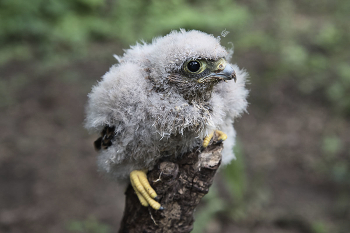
[{"xmin": 187, "ymin": 60, "xmax": 201, "ymax": 73}]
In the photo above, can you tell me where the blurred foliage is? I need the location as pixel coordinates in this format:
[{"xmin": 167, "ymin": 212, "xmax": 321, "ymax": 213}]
[
  {"xmin": 66, "ymin": 216, "xmax": 111, "ymax": 233},
  {"xmin": 222, "ymin": 141, "xmax": 248, "ymax": 220},
  {"xmin": 311, "ymin": 221, "xmax": 329, "ymax": 233},
  {"xmin": 0, "ymin": 73, "xmax": 29, "ymax": 108},
  {"xmin": 318, "ymin": 134, "xmax": 350, "ymax": 232},
  {"xmin": 0, "ymin": 0, "xmax": 249, "ymax": 62},
  {"xmin": 322, "ymin": 135, "xmax": 343, "ymax": 156},
  {"xmin": 192, "ymin": 187, "xmax": 225, "ymax": 233},
  {"xmin": 320, "ymin": 135, "xmax": 350, "ymax": 185}
]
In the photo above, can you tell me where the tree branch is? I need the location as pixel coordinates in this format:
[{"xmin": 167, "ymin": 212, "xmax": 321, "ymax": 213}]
[{"xmin": 118, "ymin": 138, "xmax": 223, "ymax": 233}]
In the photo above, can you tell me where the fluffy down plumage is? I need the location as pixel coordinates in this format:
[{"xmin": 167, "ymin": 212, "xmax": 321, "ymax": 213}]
[{"xmin": 85, "ymin": 29, "xmax": 248, "ymax": 179}]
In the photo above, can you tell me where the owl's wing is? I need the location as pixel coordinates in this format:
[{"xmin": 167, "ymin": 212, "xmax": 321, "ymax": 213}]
[{"xmin": 94, "ymin": 125, "xmax": 116, "ymax": 151}]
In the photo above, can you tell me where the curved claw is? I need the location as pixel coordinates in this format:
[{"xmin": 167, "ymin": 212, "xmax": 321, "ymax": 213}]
[
  {"xmin": 215, "ymin": 130, "xmax": 227, "ymax": 141},
  {"xmin": 130, "ymin": 170, "xmax": 162, "ymax": 210}
]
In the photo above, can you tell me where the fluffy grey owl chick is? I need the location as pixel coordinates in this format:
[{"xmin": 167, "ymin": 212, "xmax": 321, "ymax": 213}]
[{"xmin": 85, "ymin": 29, "xmax": 248, "ymax": 209}]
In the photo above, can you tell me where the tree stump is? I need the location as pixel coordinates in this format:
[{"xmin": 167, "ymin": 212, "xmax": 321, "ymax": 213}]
[{"xmin": 118, "ymin": 139, "xmax": 223, "ymax": 233}]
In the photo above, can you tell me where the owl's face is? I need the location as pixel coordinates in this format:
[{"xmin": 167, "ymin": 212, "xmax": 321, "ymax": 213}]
[
  {"xmin": 182, "ymin": 58, "xmax": 236, "ymax": 83},
  {"xmin": 164, "ymin": 57, "xmax": 236, "ymax": 102}
]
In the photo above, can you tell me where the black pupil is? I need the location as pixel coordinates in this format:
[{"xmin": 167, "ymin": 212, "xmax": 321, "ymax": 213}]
[{"xmin": 187, "ymin": 61, "xmax": 200, "ymax": 72}]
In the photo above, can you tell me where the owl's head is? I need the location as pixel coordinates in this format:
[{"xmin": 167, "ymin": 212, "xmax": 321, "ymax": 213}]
[{"xmin": 117, "ymin": 30, "xmax": 236, "ymax": 102}]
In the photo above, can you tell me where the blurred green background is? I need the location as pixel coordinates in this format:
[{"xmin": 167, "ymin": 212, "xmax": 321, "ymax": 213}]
[{"xmin": 0, "ymin": 0, "xmax": 349, "ymax": 232}]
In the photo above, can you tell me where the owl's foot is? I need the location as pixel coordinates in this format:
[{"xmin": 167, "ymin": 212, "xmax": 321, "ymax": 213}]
[
  {"xmin": 216, "ymin": 130, "xmax": 228, "ymax": 141},
  {"xmin": 202, "ymin": 130, "xmax": 227, "ymax": 148},
  {"xmin": 203, "ymin": 131, "xmax": 215, "ymax": 148},
  {"xmin": 130, "ymin": 169, "xmax": 163, "ymax": 210}
]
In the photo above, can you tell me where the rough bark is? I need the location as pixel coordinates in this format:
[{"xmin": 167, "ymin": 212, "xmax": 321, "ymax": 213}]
[{"xmin": 118, "ymin": 138, "xmax": 223, "ymax": 233}]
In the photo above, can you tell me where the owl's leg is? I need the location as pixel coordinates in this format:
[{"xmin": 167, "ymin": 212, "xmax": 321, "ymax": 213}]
[
  {"xmin": 130, "ymin": 169, "xmax": 162, "ymax": 210},
  {"xmin": 202, "ymin": 130, "xmax": 227, "ymax": 148}
]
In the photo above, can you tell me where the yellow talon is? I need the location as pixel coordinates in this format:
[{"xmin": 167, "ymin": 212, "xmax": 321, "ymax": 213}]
[
  {"xmin": 130, "ymin": 169, "xmax": 161, "ymax": 210},
  {"xmin": 215, "ymin": 130, "xmax": 227, "ymax": 141},
  {"xmin": 131, "ymin": 181, "xmax": 149, "ymax": 206},
  {"xmin": 203, "ymin": 130, "xmax": 227, "ymax": 148}
]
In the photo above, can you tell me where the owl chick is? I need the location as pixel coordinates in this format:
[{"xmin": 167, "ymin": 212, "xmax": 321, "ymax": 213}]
[{"xmin": 85, "ymin": 29, "xmax": 248, "ymax": 210}]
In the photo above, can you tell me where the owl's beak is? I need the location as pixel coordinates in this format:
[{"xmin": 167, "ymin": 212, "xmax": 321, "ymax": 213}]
[
  {"xmin": 213, "ymin": 64, "xmax": 237, "ymax": 82},
  {"xmin": 197, "ymin": 64, "xmax": 237, "ymax": 83}
]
